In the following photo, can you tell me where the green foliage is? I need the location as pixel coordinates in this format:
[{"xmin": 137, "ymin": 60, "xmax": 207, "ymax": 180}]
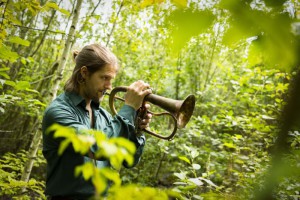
[
  {"xmin": 0, "ymin": 0, "xmax": 299, "ymax": 199},
  {"xmin": 121, "ymin": 64, "xmax": 296, "ymax": 199},
  {"xmin": 165, "ymin": 9, "xmax": 216, "ymax": 51},
  {"xmin": 160, "ymin": 0, "xmax": 299, "ymax": 70},
  {"xmin": 48, "ymin": 124, "xmax": 175, "ymax": 198},
  {"xmin": 107, "ymin": 184, "xmax": 180, "ymax": 200},
  {"xmin": 0, "ymin": 150, "xmax": 46, "ymax": 199}
]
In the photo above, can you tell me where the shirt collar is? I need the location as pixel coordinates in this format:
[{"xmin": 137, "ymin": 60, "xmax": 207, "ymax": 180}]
[{"xmin": 66, "ymin": 91, "xmax": 100, "ymax": 109}]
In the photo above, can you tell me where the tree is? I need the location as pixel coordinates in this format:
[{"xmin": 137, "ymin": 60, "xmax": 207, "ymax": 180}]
[{"xmin": 20, "ymin": 0, "xmax": 84, "ymax": 187}]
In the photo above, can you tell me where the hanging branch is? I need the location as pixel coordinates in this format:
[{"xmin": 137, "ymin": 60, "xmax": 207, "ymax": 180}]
[
  {"xmin": 0, "ymin": 0, "xmax": 9, "ymax": 28},
  {"xmin": 78, "ymin": 0, "xmax": 102, "ymax": 33},
  {"xmin": 106, "ymin": 0, "xmax": 124, "ymax": 46},
  {"xmin": 70, "ymin": 0, "xmax": 103, "ymax": 49},
  {"xmin": 12, "ymin": 24, "xmax": 67, "ymax": 35},
  {"xmin": 30, "ymin": 0, "xmax": 64, "ymax": 57}
]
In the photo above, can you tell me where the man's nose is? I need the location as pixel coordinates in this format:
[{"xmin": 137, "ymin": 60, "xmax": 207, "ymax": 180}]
[{"xmin": 104, "ymin": 81, "xmax": 112, "ymax": 90}]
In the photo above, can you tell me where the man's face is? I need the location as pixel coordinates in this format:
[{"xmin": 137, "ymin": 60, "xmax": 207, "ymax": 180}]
[{"xmin": 84, "ymin": 64, "xmax": 118, "ymax": 103}]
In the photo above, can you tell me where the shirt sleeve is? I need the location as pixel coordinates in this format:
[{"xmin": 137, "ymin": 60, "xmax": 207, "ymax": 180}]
[
  {"xmin": 43, "ymin": 103, "xmax": 145, "ymax": 167},
  {"xmin": 42, "ymin": 104, "xmax": 89, "ymax": 154},
  {"xmin": 100, "ymin": 104, "xmax": 146, "ymax": 167}
]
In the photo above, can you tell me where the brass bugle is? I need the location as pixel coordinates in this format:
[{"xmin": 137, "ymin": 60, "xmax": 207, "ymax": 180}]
[{"xmin": 106, "ymin": 86, "xmax": 196, "ymax": 140}]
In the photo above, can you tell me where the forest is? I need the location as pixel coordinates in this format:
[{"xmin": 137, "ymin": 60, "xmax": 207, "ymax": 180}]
[{"xmin": 0, "ymin": 0, "xmax": 299, "ymax": 199}]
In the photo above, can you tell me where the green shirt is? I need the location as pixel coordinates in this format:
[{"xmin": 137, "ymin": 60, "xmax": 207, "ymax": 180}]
[{"xmin": 42, "ymin": 92, "xmax": 145, "ymax": 198}]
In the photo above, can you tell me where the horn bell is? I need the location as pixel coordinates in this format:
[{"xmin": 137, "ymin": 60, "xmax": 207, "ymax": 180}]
[
  {"xmin": 144, "ymin": 94, "xmax": 196, "ymax": 128},
  {"xmin": 177, "ymin": 95, "xmax": 196, "ymax": 128}
]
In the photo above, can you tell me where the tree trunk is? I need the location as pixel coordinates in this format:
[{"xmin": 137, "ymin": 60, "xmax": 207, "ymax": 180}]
[
  {"xmin": 70, "ymin": 0, "xmax": 103, "ymax": 49},
  {"xmin": 20, "ymin": 129, "xmax": 42, "ymax": 183},
  {"xmin": 52, "ymin": 0, "xmax": 83, "ymax": 100},
  {"xmin": 20, "ymin": 0, "xmax": 83, "ymax": 186}
]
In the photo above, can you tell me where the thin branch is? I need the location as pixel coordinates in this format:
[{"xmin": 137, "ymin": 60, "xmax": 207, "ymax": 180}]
[
  {"xmin": 12, "ymin": 24, "xmax": 67, "ymax": 35},
  {"xmin": 106, "ymin": 0, "xmax": 124, "ymax": 46},
  {"xmin": 30, "ymin": 74, "xmax": 55, "ymax": 84},
  {"xmin": 30, "ymin": 0, "xmax": 64, "ymax": 57},
  {"xmin": 0, "ymin": 0, "xmax": 9, "ymax": 27},
  {"xmin": 78, "ymin": 0, "xmax": 102, "ymax": 33}
]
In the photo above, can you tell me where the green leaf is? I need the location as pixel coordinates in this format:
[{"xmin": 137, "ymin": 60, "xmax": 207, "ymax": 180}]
[
  {"xmin": 100, "ymin": 168, "xmax": 121, "ymax": 186},
  {"xmin": 174, "ymin": 172, "xmax": 187, "ymax": 180},
  {"xmin": 59, "ymin": 8, "xmax": 70, "ymax": 16},
  {"xmin": 25, "ymin": 88, "xmax": 39, "ymax": 94},
  {"xmin": 171, "ymin": 0, "xmax": 187, "ymax": 7},
  {"xmin": 8, "ymin": 36, "xmax": 30, "ymax": 46},
  {"xmin": 75, "ymin": 162, "xmax": 94, "ymax": 180},
  {"xmin": 0, "ymin": 71, "xmax": 10, "ymax": 79},
  {"xmin": 178, "ymin": 184, "xmax": 197, "ymax": 191},
  {"xmin": 198, "ymin": 177, "xmax": 218, "ymax": 188},
  {"xmin": 165, "ymin": 9, "xmax": 215, "ymax": 51},
  {"xmin": 93, "ymin": 169, "xmax": 107, "ymax": 195},
  {"xmin": 0, "ymin": 46, "xmax": 19, "ymax": 62},
  {"xmin": 0, "ymin": 67, "xmax": 10, "ymax": 72},
  {"xmin": 58, "ymin": 139, "xmax": 71, "ymax": 155},
  {"xmin": 4, "ymin": 80, "xmax": 16, "ymax": 87},
  {"xmin": 44, "ymin": 2, "xmax": 70, "ymax": 16},
  {"xmin": 178, "ymin": 156, "xmax": 191, "ymax": 164},
  {"xmin": 140, "ymin": 0, "xmax": 165, "ymax": 8},
  {"xmin": 223, "ymin": 142, "xmax": 236, "ymax": 149},
  {"xmin": 45, "ymin": 2, "xmax": 60, "ymax": 10},
  {"xmin": 112, "ymin": 137, "xmax": 136, "ymax": 154},
  {"xmin": 261, "ymin": 115, "xmax": 275, "ymax": 120},
  {"xmin": 192, "ymin": 164, "xmax": 201, "ymax": 170},
  {"xmin": 188, "ymin": 178, "xmax": 203, "ymax": 186},
  {"xmin": 15, "ymin": 81, "xmax": 31, "ymax": 91},
  {"xmin": 0, "ymin": 107, "xmax": 5, "ymax": 113},
  {"xmin": 264, "ymin": 0, "xmax": 286, "ymax": 8}
]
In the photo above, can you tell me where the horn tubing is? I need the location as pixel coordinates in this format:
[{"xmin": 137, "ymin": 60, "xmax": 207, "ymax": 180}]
[{"xmin": 106, "ymin": 86, "xmax": 195, "ymax": 140}]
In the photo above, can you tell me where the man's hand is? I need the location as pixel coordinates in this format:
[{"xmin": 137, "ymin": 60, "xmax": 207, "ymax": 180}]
[
  {"xmin": 124, "ymin": 80, "xmax": 152, "ymax": 110},
  {"xmin": 138, "ymin": 103, "xmax": 152, "ymax": 130}
]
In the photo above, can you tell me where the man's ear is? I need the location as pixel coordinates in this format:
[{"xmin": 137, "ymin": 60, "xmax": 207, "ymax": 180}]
[{"xmin": 80, "ymin": 66, "xmax": 88, "ymax": 79}]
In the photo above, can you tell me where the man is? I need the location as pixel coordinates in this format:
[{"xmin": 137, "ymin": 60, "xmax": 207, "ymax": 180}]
[{"xmin": 42, "ymin": 43, "xmax": 152, "ymax": 199}]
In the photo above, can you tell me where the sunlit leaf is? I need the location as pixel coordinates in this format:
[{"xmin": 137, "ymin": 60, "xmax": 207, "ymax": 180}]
[
  {"xmin": 192, "ymin": 163, "xmax": 201, "ymax": 170},
  {"xmin": 165, "ymin": 9, "xmax": 215, "ymax": 51},
  {"xmin": 174, "ymin": 172, "xmax": 187, "ymax": 180},
  {"xmin": 59, "ymin": 8, "xmax": 70, "ymax": 16},
  {"xmin": 47, "ymin": 124, "xmax": 75, "ymax": 138},
  {"xmin": 15, "ymin": 81, "xmax": 31, "ymax": 91},
  {"xmin": 44, "ymin": 2, "xmax": 60, "ymax": 10},
  {"xmin": 178, "ymin": 156, "xmax": 191, "ymax": 164},
  {"xmin": 140, "ymin": 0, "xmax": 165, "ymax": 8},
  {"xmin": 198, "ymin": 177, "xmax": 218, "ymax": 188},
  {"xmin": 188, "ymin": 178, "xmax": 203, "ymax": 186},
  {"xmin": 171, "ymin": 0, "xmax": 187, "ymax": 8},
  {"xmin": 75, "ymin": 162, "xmax": 94, "ymax": 180},
  {"xmin": 58, "ymin": 139, "xmax": 71, "ymax": 155},
  {"xmin": 0, "ymin": 71, "xmax": 10, "ymax": 79},
  {"xmin": 4, "ymin": 80, "xmax": 15, "ymax": 87},
  {"xmin": 0, "ymin": 46, "xmax": 19, "ymax": 62},
  {"xmin": 25, "ymin": 88, "xmax": 39, "ymax": 94},
  {"xmin": 178, "ymin": 184, "xmax": 197, "ymax": 191},
  {"xmin": 100, "ymin": 168, "xmax": 121, "ymax": 186},
  {"xmin": 111, "ymin": 137, "xmax": 136, "ymax": 154},
  {"xmin": 8, "ymin": 36, "xmax": 30, "ymax": 47},
  {"xmin": 93, "ymin": 169, "xmax": 107, "ymax": 194},
  {"xmin": 223, "ymin": 142, "xmax": 236, "ymax": 149}
]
